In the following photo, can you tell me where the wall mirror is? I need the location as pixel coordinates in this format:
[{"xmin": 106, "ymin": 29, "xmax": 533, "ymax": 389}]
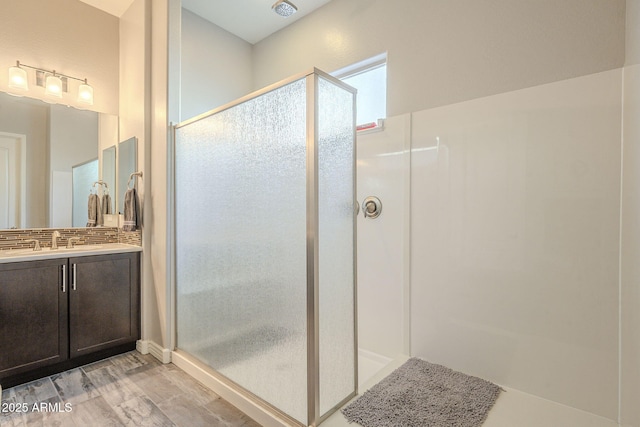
[
  {"xmin": 72, "ymin": 158, "xmax": 99, "ymax": 227},
  {"xmin": 101, "ymin": 145, "xmax": 116, "ymax": 214},
  {"xmin": 0, "ymin": 91, "xmax": 118, "ymax": 230},
  {"xmin": 117, "ymin": 136, "xmax": 137, "ymax": 214}
]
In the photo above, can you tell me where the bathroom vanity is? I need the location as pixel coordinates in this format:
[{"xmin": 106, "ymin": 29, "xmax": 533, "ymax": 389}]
[{"xmin": 0, "ymin": 244, "xmax": 141, "ymax": 388}]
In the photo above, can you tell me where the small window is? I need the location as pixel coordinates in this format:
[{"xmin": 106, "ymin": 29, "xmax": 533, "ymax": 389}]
[{"xmin": 333, "ymin": 54, "xmax": 387, "ymax": 129}]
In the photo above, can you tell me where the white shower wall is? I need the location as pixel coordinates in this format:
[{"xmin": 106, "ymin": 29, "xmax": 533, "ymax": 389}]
[
  {"xmin": 410, "ymin": 69, "xmax": 622, "ymax": 420},
  {"xmin": 356, "ymin": 116, "xmax": 411, "ymax": 359}
]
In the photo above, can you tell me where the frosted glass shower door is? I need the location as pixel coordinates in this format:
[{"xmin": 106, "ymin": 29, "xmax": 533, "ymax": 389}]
[
  {"xmin": 317, "ymin": 76, "xmax": 356, "ymax": 418},
  {"xmin": 176, "ymin": 79, "xmax": 309, "ymax": 423},
  {"xmin": 175, "ymin": 69, "xmax": 356, "ymax": 426}
]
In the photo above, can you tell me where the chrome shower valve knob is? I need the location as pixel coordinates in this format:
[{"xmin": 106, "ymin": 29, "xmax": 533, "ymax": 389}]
[{"xmin": 362, "ymin": 196, "xmax": 382, "ymax": 219}]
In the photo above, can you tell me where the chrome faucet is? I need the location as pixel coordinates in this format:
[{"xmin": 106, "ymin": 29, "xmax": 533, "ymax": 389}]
[
  {"xmin": 51, "ymin": 231, "xmax": 61, "ymax": 250},
  {"xmin": 67, "ymin": 237, "xmax": 81, "ymax": 249}
]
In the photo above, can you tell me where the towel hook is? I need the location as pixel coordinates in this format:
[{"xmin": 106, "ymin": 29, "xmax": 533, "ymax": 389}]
[
  {"xmin": 92, "ymin": 180, "xmax": 109, "ymax": 189},
  {"xmin": 92, "ymin": 180, "xmax": 109, "ymax": 195},
  {"xmin": 127, "ymin": 171, "xmax": 143, "ymax": 190}
]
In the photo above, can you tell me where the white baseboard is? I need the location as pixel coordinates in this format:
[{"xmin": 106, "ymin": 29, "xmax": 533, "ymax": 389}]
[
  {"xmin": 171, "ymin": 350, "xmax": 297, "ymax": 427},
  {"xmin": 136, "ymin": 340, "xmax": 149, "ymax": 354},
  {"xmin": 136, "ymin": 340, "xmax": 171, "ymax": 364}
]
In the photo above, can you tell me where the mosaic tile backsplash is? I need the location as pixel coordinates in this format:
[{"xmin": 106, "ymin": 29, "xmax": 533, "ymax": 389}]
[{"xmin": 0, "ymin": 228, "xmax": 142, "ymax": 251}]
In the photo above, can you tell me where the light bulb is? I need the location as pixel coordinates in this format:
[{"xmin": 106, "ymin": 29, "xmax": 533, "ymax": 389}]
[
  {"xmin": 77, "ymin": 82, "xmax": 93, "ymax": 105},
  {"xmin": 45, "ymin": 75, "xmax": 63, "ymax": 98},
  {"xmin": 8, "ymin": 66, "xmax": 28, "ymax": 91}
]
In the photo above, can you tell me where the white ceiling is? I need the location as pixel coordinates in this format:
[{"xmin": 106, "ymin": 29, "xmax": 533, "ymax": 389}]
[
  {"xmin": 182, "ymin": 0, "xmax": 332, "ymax": 45},
  {"xmin": 79, "ymin": 0, "xmax": 330, "ymax": 44},
  {"xmin": 78, "ymin": 0, "xmax": 135, "ymax": 17}
]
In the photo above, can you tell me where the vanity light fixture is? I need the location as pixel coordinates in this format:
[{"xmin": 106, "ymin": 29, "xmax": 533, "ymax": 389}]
[{"xmin": 7, "ymin": 60, "xmax": 94, "ymax": 105}]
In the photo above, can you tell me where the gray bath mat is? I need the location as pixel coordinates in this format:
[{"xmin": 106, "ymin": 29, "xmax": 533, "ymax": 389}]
[{"xmin": 342, "ymin": 358, "xmax": 502, "ymax": 427}]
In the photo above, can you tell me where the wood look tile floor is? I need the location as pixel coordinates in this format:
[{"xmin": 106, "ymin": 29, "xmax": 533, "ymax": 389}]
[{"xmin": 1, "ymin": 351, "xmax": 261, "ymax": 427}]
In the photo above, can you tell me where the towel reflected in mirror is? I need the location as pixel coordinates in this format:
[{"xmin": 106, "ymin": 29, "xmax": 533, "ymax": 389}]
[{"xmin": 86, "ymin": 193, "xmax": 103, "ymax": 227}]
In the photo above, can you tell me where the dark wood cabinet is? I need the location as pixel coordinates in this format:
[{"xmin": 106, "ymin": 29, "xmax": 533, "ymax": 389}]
[
  {"xmin": 69, "ymin": 253, "xmax": 140, "ymax": 357},
  {"xmin": 0, "ymin": 252, "xmax": 140, "ymax": 387},
  {"xmin": 0, "ymin": 259, "xmax": 69, "ymax": 379}
]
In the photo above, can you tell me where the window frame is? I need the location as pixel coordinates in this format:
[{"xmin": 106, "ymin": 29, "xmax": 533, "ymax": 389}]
[{"xmin": 332, "ymin": 53, "xmax": 387, "ymax": 131}]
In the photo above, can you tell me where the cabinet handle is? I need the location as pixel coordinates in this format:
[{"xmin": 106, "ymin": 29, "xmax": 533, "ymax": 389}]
[
  {"xmin": 72, "ymin": 264, "xmax": 77, "ymax": 291},
  {"xmin": 61, "ymin": 264, "xmax": 66, "ymax": 293}
]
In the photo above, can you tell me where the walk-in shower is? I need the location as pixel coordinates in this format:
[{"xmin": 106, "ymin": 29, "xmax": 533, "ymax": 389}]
[{"xmin": 174, "ymin": 69, "xmax": 357, "ymax": 426}]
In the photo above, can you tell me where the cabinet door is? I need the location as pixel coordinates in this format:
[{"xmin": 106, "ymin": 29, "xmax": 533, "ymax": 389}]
[
  {"xmin": 0, "ymin": 259, "xmax": 69, "ymax": 378},
  {"xmin": 69, "ymin": 253, "xmax": 140, "ymax": 357}
]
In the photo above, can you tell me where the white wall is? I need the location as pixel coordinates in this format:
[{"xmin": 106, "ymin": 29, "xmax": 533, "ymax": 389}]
[
  {"xmin": 620, "ymin": 1, "xmax": 640, "ymax": 424},
  {"xmin": 181, "ymin": 9, "xmax": 253, "ymax": 121},
  {"xmin": 120, "ymin": 0, "xmax": 163, "ymax": 348},
  {"xmin": 410, "ymin": 69, "xmax": 622, "ymax": 420},
  {"xmin": 120, "ymin": 0, "xmax": 148, "ymax": 147},
  {"xmin": 119, "ymin": 0, "xmax": 179, "ymax": 361},
  {"xmin": 252, "ymin": 0, "xmax": 625, "ymax": 116},
  {"xmin": 626, "ymin": 0, "xmax": 640, "ymax": 67},
  {"xmin": 0, "ymin": 0, "xmax": 119, "ymax": 115},
  {"xmin": 621, "ymin": 62, "xmax": 640, "ymax": 427},
  {"xmin": 147, "ymin": 0, "xmax": 171, "ymax": 353},
  {"xmin": 144, "ymin": 0, "xmax": 182, "ymax": 356}
]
